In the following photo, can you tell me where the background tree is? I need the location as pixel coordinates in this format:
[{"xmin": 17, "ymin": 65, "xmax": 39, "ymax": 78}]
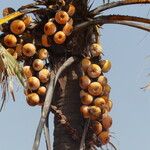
[{"xmin": 0, "ymin": 0, "xmax": 148, "ymax": 150}]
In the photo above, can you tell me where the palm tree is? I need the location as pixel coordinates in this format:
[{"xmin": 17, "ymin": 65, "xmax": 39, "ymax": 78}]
[{"xmin": 0, "ymin": 0, "xmax": 150, "ymax": 150}]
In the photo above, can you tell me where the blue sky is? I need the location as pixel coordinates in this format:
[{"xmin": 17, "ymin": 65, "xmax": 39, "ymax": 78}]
[{"xmin": 0, "ymin": 1, "xmax": 150, "ymax": 150}]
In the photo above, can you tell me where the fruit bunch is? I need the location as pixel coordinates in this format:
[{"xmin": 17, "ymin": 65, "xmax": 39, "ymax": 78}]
[
  {"xmin": 79, "ymin": 43, "xmax": 113, "ymax": 146},
  {"xmin": 1, "ymin": 1, "xmax": 76, "ymax": 106}
]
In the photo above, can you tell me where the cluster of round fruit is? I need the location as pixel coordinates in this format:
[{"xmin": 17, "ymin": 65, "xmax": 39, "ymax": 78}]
[
  {"xmin": 41, "ymin": 3, "xmax": 75, "ymax": 47},
  {"xmin": 79, "ymin": 43, "xmax": 113, "ymax": 146}
]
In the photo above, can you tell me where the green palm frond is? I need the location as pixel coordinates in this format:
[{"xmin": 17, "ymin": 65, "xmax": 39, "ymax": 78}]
[{"xmin": 0, "ymin": 44, "xmax": 25, "ymax": 111}]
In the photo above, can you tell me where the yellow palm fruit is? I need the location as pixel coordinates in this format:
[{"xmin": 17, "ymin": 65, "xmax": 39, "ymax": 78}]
[
  {"xmin": 22, "ymin": 43, "xmax": 36, "ymax": 57},
  {"xmin": 90, "ymin": 43, "xmax": 103, "ymax": 57},
  {"xmin": 4, "ymin": 34, "xmax": 17, "ymax": 47},
  {"xmin": 26, "ymin": 93, "xmax": 40, "ymax": 106},
  {"xmin": 38, "ymin": 48, "xmax": 48, "ymax": 60},
  {"xmin": 88, "ymin": 82, "xmax": 102, "ymax": 96},
  {"xmin": 55, "ymin": 10, "xmax": 69, "ymax": 24},
  {"xmin": 27, "ymin": 76, "xmax": 40, "ymax": 90},
  {"xmin": 99, "ymin": 60, "xmax": 112, "ymax": 73},
  {"xmin": 81, "ymin": 57, "xmax": 91, "ymax": 72},
  {"xmin": 98, "ymin": 131, "xmax": 110, "ymax": 145},
  {"xmin": 53, "ymin": 31, "xmax": 66, "ymax": 44},
  {"xmin": 87, "ymin": 64, "xmax": 101, "ymax": 78},
  {"xmin": 79, "ymin": 75, "xmax": 91, "ymax": 90},
  {"xmin": 44, "ymin": 21, "xmax": 57, "ymax": 35},
  {"xmin": 32, "ymin": 59, "xmax": 44, "ymax": 71}
]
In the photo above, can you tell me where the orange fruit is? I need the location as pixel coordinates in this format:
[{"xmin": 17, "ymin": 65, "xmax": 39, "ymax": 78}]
[
  {"xmin": 38, "ymin": 69, "xmax": 50, "ymax": 83},
  {"xmin": 88, "ymin": 82, "xmax": 102, "ymax": 96},
  {"xmin": 79, "ymin": 75, "xmax": 91, "ymax": 90},
  {"xmin": 80, "ymin": 105, "xmax": 90, "ymax": 118},
  {"xmin": 107, "ymin": 100, "xmax": 113, "ymax": 112},
  {"xmin": 38, "ymin": 48, "xmax": 48, "ymax": 60},
  {"xmin": 4, "ymin": 34, "xmax": 17, "ymax": 47},
  {"xmin": 44, "ymin": 21, "xmax": 57, "ymax": 35},
  {"xmin": 101, "ymin": 114, "xmax": 112, "ymax": 130},
  {"xmin": 37, "ymin": 86, "xmax": 47, "ymax": 95},
  {"xmin": 99, "ymin": 60, "xmax": 112, "ymax": 73},
  {"xmin": 41, "ymin": 34, "xmax": 51, "ymax": 47},
  {"xmin": 67, "ymin": 4, "xmax": 76, "ymax": 16},
  {"xmin": 94, "ymin": 97, "xmax": 106, "ymax": 107},
  {"xmin": 22, "ymin": 66, "xmax": 33, "ymax": 78},
  {"xmin": 22, "ymin": 43, "xmax": 36, "ymax": 57},
  {"xmin": 10, "ymin": 19, "xmax": 26, "ymax": 35},
  {"xmin": 92, "ymin": 121, "xmax": 103, "ymax": 135},
  {"xmin": 98, "ymin": 131, "xmax": 110, "ymax": 145},
  {"xmin": 55, "ymin": 10, "xmax": 69, "ymax": 24},
  {"xmin": 87, "ymin": 64, "xmax": 101, "ymax": 78},
  {"xmin": 97, "ymin": 76, "xmax": 107, "ymax": 86},
  {"xmin": 90, "ymin": 43, "xmax": 103, "ymax": 57},
  {"xmin": 32, "ymin": 59, "xmax": 44, "ymax": 71},
  {"xmin": 23, "ymin": 15, "xmax": 32, "ymax": 27},
  {"xmin": 27, "ymin": 76, "xmax": 40, "ymax": 90},
  {"xmin": 81, "ymin": 57, "xmax": 91, "ymax": 72},
  {"xmin": 103, "ymin": 84, "xmax": 111, "ymax": 95},
  {"xmin": 89, "ymin": 106, "xmax": 101, "ymax": 118},
  {"xmin": 81, "ymin": 93, "xmax": 93, "ymax": 105},
  {"xmin": 53, "ymin": 31, "xmax": 66, "ymax": 44},
  {"xmin": 26, "ymin": 93, "xmax": 40, "ymax": 106},
  {"xmin": 63, "ymin": 23, "xmax": 73, "ymax": 36}
]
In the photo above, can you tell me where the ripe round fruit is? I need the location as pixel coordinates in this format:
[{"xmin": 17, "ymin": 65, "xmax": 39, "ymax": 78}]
[
  {"xmin": 38, "ymin": 69, "xmax": 50, "ymax": 83},
  {"xmin": 32, "ymin": 59, "xmax": 44, "ymax": 71},
  {"xmin": 23, "ymin": 15, "xmax": 32, "ymax": 27},
  {"xmin": 103, "ymin": 84, "xmax": 111, "ymax": 95},
  {"xmin": 44, "ymin": 21, "xmax": 57, "ymax": 35},
  {"xmin": 41, "ymin": 34, "xmax": 51, "ymax": 47},
  {"xmin": 107, "ymin": 100, "xmax": 113, "ymax": 112},
  {"xmin": 102, "ymin": 114, "xmax": 112, "ymax": 129},
  {"xmin": 79, "ymin": 75, "xmax": 91, "ymax": 90},
  {"xmin": 98, "ymin": 131, "xmax": 110, "ymax": 145},
  {"xmin": 88, "ymin": 82, "xmax": 102, "ymax": 96},
  {"xmin": 27, "ymin": 76, "xmax": 40, "ymax": 90},
  {"xmin": 55, "ymin": 10, "xmax": 69, "ymax": 24},
  {"xmin": 4, "ymin": 34, "xmax": 17, "ymax": 47},
  {"xmin": 81, "ymin": 58, "xmax": 91, "ymax": 72},
  {"xmin": 94, "ymin": 97, "xmax": 106, "ymax": 107},
  {"xmin": 97, "ymin": 76, "xmax": 107, "ymax": 86},
  {"xmin": 10, "ymin": 19, "xmax": 26, "ymax": 35},
  {"xmin": 26, "ymin": 93, "xmax": 40, "ymax": 106},
  {"xmin": 63, "ymin": 23, "xmax": 73, "ymax": 36},
  {"xmin": 87, "ymin": 64, "xmax": 101, "ymax": 78},
  {"xmin": 92, "ymin": 121, "xmax": 102, "ymax": 135},
  {"xmin": 22, "ymin": 43, "xmax": 36, "ymax": 57},
  {"xmin": 90, "ymin": 43, "xmax": 103, "ymax": 57},
  {"xmin": 23, "ymin": 66, "xmax": 33, "ymax": 78},
  {"xmin": 38, "ymin": 48, "xmax": 48, "ymax": 60},
  {"xmin": 89, "ymin": 106, "xmax": 101, "ymax": 118},
  {"xmin": 99, "ymin": 60, "xmax": 112, "ymax": 73},
  {"xmin": 67, "ymin": 4, "xmax": 76, "ymax": 16},
  {"xmin": 80, "ymin": 105, "xmax": 90, "ymax": 118},
  {"xmin": 37, "ymin": 86, "xmax": 47, "ymax": 95},
  {"xmin": 53, "ymin": 31, "xmax": 66, "ymax": 44},
  {"xmin": 81, "ymin": 93, "xmax": 93, "ymax": 105}
]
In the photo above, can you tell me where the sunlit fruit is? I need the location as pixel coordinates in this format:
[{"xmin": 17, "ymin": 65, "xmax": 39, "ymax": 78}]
[
  {"xmin": 55, "ymin": 10, "xmax": 69, "ymax": 24},
  {"xmin": 79, "ymin": 75, "xmax": 91, "ymax": 89},
  {"xmin": 38, "ymin": 48, "xmax": 48, "ymax": 60},
  {"xmin": 103, "ymin": 84, "xmax": 111, "ymax": 95},
  {"xmin": 87, "ymin": 64, "xmax": 101, "ymax": 78},
  {"xmin": 88, "ymin": 82, "xmax": 102, "ymax": 96},
  {"xmin": 37, "ymin": 86, "xmax": 47, "ymax": 95},
  {"xmin": 81, "ymin": 57, "xmax": 91, "ymax": 72},
  {"xmin": 101, "ymin": 114, "xmax": 112, "ymax": 130},
  {"xmin": 92, "ymin": 121, "xmax": 103, "ymax": 135},
  {"xmin": 27, "ymin": 76, "xmax": 40, "ymax": 90},
  {"xmin": 15, "ymin": 44, "xmax": 23, "ymax": 57},
  {"xmin": 89, "ymin": 106, "xmax": 101, "ymax": 118},
  {"xmin": 63, "ymin": 23, "xmax": 73, "ymax": 36},
  {"xmin": 22, "ymin": 43, "xmax": 36, "ymax": 57},
  {"xmin": 80, "ymin": 105, "xmax": 90, "ymax": 118},
  {"xmin": 41, "ymin": 34, "xmax": 51, "ymax": 47},
  {"xmin": 22, "ymin": 66, "xmax": 33, "ymax": 78},
  {"xmin": 107, "ymin": 100, "xmax": 113, "ymax": 111},
  {"xmin": 32, "ymin": 59, "xmax": 44, "ymax": 71},
  {"xmin": 26, "ymin": 93, "xmax": 40, "ymax": 106},
  {"xmin": 94, "ymin": 97, "xmax": 106, "ymax": 107},
  {"xmin": 4, "ymin": 34, "xmax": 17, "ymax": 47},
  {"xmin": 10, "ymin": 19, "xmax": 26, "ymax": 35},
  {"xmin": 54, "ymin": 31, "xmax": 66, "ymax": 44},
  {"xmin": 67, "ymin": 4, "xmax": 76, "ymax": 16},
  {"xmin": 23, "ymin": 15, "xmax": 32, "ymax": 27},
  {"xmin": 97, "ymin": 76, "xmax": 107, "ymax": 86},
  {"xmin": 38, "ymin": 69, "xmax": 50, "ymax": 83},
  {"xmin": 44, "ymin": 21, "xmax": 57, "ymax": 35},
  {"xmin": 99, "ymin": 60, "xmax": 111, "ymax": 73},
  {"xmin": 81, "ymin": 93, "xmax": 93, "ymax": 105},
  {"xmin": 98, "ymin": 131, "xmax": 110, "ymax": 145},
  {"xmin": 90, "ymin": 43, "xmax": 103, "ymax": 57}
]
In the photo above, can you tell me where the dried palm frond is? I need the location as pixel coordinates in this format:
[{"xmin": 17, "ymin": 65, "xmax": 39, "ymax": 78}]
[{"xmin": 0, "ymin": 44, "xmax": 25, "ymax": 111}]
